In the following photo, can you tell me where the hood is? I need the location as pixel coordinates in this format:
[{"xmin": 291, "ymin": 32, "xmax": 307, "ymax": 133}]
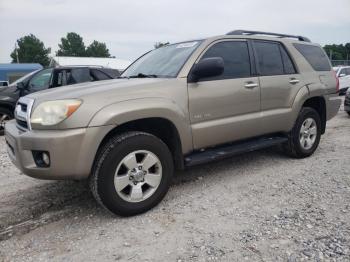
[{"xmin": 28, "ymin": 78, "xmax": 174, "ymax": 105}]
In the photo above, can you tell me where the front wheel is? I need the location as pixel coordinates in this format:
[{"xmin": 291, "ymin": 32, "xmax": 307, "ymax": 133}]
[
  {"xmin": 90, "ymin": 131, "xmax": 174, "ymax": 216},
  {"xmin": 0, "ymin": 108, "xmax": 13, "ymax": 136},
  {"xmin": 284, "ymin": 107, "xmax": 321, "ymax": 158}
]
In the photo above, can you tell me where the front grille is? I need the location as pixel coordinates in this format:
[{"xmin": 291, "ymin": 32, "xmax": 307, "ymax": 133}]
[
  {"xmin": 15, "ymin": 97, "xmax": 34, "ymax": 131},
  {"xmin": 16, "ymin": 119, "xmax": 28, "ymax": 130},
  {"xmin": 18, "ymin": 102, "xmax": 28, "ymax": 113}
]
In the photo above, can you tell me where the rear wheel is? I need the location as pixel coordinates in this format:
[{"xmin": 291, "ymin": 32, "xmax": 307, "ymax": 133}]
[
  {"xmin": 90, "ymin": 131, "xmax": 174, "ymax": 216},
  {"xmin": 284, "ymin": 107, "xmax": 321, "ymax": 158},
  {"xmin": 0, "ymin": 108, "xmax": 13, "ymax": 136}
]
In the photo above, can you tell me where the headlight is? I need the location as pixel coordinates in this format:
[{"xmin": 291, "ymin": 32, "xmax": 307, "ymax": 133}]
[{"xmin": 31, "ymin": 99, "xmax": 82, "ymax": 126}]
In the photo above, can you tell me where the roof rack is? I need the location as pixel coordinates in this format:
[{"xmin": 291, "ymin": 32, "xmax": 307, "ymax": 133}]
[{"xmin": 226, "ymin": 30, "xmax": 311, "ymax": 42}]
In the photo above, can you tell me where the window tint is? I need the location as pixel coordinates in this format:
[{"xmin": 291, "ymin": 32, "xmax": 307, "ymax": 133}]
[
  {"xmin": 28, "ymin": 69, "xmax": 53, "ymax": 90},
  {"xmin": 293, "ymin": 44, "xmax": 331, "ymax": 71},
  {"xmin": 254, "ymin": 41, "xmax": 284, "ymax": 76},
  {"xmin": 67, "ymin": 68, "xmax": 90, "ymax": 85},
  {"xmin": 200, "ymin": 41, "xmax": 251, "ymax": 80},
  {"xmin": 340, "ymin": 68, "xmax": 350, "ymax": 76},
  {"xmin": 280, "ymin": 46, "xmax": 296, "ymax": 74},
  {"xmin": 90, "ymin": 69, "xmax": 111, "ymax": 81}
]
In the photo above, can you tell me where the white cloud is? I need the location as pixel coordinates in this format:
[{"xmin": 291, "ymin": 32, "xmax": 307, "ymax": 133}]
[{"xmin": 0, "ymin": 0, "xmax": 349, "ymax": 63}]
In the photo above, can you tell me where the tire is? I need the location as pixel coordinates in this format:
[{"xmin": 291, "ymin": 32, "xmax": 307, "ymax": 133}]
[
  {"xmin": 0, "ymin": 107, "xmax": 13, "ymax": 136},
  {"xmin": 90, "ymin": 131, "xmax": 174, "ymax": 216},
  {"xmin": 284, "ymin": 107, "xmax": 321, "ymax": 158}
]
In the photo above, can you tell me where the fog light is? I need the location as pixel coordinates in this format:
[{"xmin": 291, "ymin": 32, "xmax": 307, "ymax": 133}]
[
  {"xmin": 32, "ymin": 151, "xmax": 50, "ymax": 168},
  {"xmin": 42, "ymin": 152, "xmax": 50, "ymax": 166}
]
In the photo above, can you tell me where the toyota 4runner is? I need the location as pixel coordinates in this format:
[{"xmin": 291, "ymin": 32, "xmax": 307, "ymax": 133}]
[{"xmin": 5, "ymin": 30, "xmax": 341, "ymax": 216}]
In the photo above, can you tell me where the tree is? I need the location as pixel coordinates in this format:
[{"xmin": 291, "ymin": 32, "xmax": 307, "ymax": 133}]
[
  {"xmin": 324, "ymin": 43, "xmax": 350, "ymax": 60},
  {"xmin": 154, "ymin": 42, "xmax": 169, "ymax": 49},
  {"xmin": 86, "ymin": 40, "xmax": 110, "ymax": 57},
  {"xmin": 56, "ymin": 32, "xmax": 86, "ymax": 57},
  {"xmin": 10, "ymin": 34, "xmax": 51, "ymax": 66}
]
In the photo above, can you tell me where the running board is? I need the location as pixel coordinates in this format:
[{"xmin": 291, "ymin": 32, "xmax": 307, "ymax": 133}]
[{"xmin": 185, "ymin": 136, "xmax": 288, "ymax": 167}]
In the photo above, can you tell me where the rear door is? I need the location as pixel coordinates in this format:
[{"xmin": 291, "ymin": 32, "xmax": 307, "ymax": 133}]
[
  {"xmin": 188, "ymin": 39, "xmax": 261, "ymax": 149},
  {"xmin": 253, "ymin": 40, "xmax": 303, "ymax": 134}
]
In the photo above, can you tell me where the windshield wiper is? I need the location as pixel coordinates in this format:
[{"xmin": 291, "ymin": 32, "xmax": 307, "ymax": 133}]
[{"xmin": 128, "ymin": 73, "xmax": 158, "ymax": 78}]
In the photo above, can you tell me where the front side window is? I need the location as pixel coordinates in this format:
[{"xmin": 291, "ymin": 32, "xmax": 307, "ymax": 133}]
[
  {"xmin": 28, "ymin": 68, "xmax": 53, "ymax": 90},
  {"xmin": 122, "ymin": 41, "xmax": 201, "ymax": 78},
  {"xmin": 254, "ymin": 41, "xmax": 284, "ymax": 76},
  {"xmin": 90, "ymin": 69, "xmax": 111, "ymax": 81},
  {"xmin": 200, "ymin": 41, "xmax": 251, "ymax": 80}
]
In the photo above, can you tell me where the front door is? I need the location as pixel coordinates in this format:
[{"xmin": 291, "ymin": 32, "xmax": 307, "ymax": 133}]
[{"xmin": 188, "ymin": 40, "xmax": 261, "ymax": 149}]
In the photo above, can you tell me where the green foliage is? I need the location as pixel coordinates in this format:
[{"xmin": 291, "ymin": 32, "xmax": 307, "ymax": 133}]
[
  {"xmin": 56, "ymin": 33, "xmax": 111, "ymax": 58},
  {"xmin": 10, "ymin": 34, "xmax": 51, "ymax": 66},
  {"xmin": 323, "ymin": 43, "xmax": 350, "ymax": 60},
  {"xmin": 154, "ymin": 42, "xmax": 170, "ymax": 49},
  {"xmin": 86, "ymin": 41, "xmax": 111, "ymax": 57},
  {"xmin": 56, "ymin": 32, "xmax": 86, "ymax": 57}
]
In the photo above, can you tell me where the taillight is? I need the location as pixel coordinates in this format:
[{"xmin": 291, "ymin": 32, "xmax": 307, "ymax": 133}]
[{"xmin": 332, "ymin": 70, "xmax": 340, "ymax": 93}]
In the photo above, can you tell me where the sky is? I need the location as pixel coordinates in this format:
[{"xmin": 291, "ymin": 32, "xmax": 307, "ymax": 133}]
[{"xmin": 0, "ymin": 0, "xmax": 349, "ymax": 63}]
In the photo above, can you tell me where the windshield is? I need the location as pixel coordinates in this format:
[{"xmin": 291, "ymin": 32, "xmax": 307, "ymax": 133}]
[
  {"xmin": 9, "ymin": 69, "xmax": 42, "ymax": 86},
  {"xmin": 122, "ymin": 41, "xmax": 201, "ymax": 78}
]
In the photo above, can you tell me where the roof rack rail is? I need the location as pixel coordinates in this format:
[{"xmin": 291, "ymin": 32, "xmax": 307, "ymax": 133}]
[{"xmin": 226, "ymin": 30, "xmax": 311, "ymax": 42}]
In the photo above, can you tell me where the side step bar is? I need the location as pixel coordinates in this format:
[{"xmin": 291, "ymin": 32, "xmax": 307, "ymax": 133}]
[{"xmin": 185, "ymin": 136, "xmax": 288, "ymax": 167}]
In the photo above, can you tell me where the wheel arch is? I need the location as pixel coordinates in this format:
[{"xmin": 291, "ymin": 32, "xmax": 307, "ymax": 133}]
[{"xmin": 93, "ymin": 117, "xmax": 186, "ymax": 171}]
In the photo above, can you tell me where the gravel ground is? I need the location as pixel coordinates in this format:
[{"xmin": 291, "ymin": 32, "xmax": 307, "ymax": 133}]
[{"xmin": 0, "ymin": 105, "xmax": 349, "ymax": 262}]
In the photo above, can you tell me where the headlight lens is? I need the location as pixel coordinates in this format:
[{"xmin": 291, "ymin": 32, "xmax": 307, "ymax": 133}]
[{"xmin": 31, "ymin": 99, "xmax": 82, "ymax": 126}]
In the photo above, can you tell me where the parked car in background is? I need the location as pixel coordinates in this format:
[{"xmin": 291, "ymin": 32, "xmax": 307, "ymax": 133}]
[
  {"xmin": 334, "ymin": 66, "xmax": 350, "ymax": 95},
  {"xmin": 0, "ymin": 63, "xmax": 43, "ymax": 84},
  {"xmin": 0, "ymin": 66, "xmax": 119, "ymax": 135},
  {"xmin": 5, "ymin": 30, "xmax": 341, "ymax": 216},
  {"xmin": 0, "ymin": 81, "xmax": 9, "ymax": 87},
  {"xmin": 345, "ymin": 88, "xmax": 350, "ymax": 116}
]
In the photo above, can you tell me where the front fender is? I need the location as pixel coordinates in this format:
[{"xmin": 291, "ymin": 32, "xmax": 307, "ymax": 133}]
[{"xmin": 88, "ymin": 98, "xmax": 193, "ymax": 154}]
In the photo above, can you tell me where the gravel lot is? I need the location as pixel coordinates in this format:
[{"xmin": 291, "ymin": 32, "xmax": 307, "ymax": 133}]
[{"xmin": 0, "ymin": 105, "xmax": 349, "ymax": 262}]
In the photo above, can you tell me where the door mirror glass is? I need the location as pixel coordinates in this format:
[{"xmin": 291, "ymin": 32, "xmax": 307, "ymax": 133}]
[
  {"xmin": 189, "ymin": 57, "xmax": 224, "ymax": 82},
  {"xmin": 16, "ymin": 81, "xmax": 26, "ymax": 90}
]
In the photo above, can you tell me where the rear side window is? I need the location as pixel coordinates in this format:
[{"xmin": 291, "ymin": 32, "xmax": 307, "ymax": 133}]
[
  {"xmin": 293, "ymin": 44, "xmax": 331, "ymax": 71},
  {"xmin": 254, "ymin": 41, "xmax": 284, "ymax": 76},
  {"xmin": 280, "ymin": 46, "xmax": 296, "ymax": 74},
  {"xmin": 201, "ymin": 41, "xmax": 251, "ymax": 80}
]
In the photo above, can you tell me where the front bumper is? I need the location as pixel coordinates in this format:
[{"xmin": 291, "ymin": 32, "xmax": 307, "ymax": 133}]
[
  {"xmin": 324, "ymin": 94, "xmax": 342, "ymax": 120},
  {"xmin": 4, "ymin": 120, "xmax": 115, "ymax": 180}
]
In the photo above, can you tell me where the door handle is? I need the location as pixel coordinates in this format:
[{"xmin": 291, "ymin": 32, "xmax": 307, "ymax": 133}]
[
  {"xmin": 244, "ymin": 82, "xmax": 258, "ymax": 89},
  {"xmin": 289, "ymin": 78, "xmax": 300, "ymax": 84}
]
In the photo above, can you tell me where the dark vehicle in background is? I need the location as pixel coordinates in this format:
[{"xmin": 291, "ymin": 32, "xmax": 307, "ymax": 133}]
[
  {"xmin": 345, "ymin": 88, "xmax": 350, "ymax": 116},
  {"xmin": 0, "ymin": 66, "xmax": 120, "ymax": 135}
]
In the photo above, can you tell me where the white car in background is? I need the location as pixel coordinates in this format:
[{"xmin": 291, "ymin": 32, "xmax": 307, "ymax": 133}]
[{"xmin": 334, "ymin": 66, "xmax": 350, "ymax": 95}]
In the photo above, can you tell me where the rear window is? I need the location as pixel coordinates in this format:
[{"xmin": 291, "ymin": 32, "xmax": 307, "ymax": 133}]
[{"xmin": 293, "ymin": 44, "xmax": 331, "ymax": 71}]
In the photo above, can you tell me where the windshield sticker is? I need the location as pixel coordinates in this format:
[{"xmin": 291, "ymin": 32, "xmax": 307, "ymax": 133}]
[{"xmin": 176, "ymin": 42, "xmax": 198, "ymax": 48}]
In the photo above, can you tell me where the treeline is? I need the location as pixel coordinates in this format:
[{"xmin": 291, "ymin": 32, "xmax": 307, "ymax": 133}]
[
  {"xmin": 10, "ymin": 32, "xmax": 112, "ymax": 66},
  {"xmin": 10, "ymin": 32, "xmax": 350, "ymax": 67},
  {"xmin": 323, "ymin": 43, "xmax": 350, "ymax": 61}
]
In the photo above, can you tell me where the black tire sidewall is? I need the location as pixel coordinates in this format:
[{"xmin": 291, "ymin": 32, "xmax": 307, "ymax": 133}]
[
  {"xmin": 291, "ymin": 108, "xmax": 321, "ymax": 157},
  {"xmin": 95, "ymin": 133, "xmax": 174, "ymax": 216},
  {"xmin": 0, "ymin": 108, "xmax": 13, "ymax": 136}
]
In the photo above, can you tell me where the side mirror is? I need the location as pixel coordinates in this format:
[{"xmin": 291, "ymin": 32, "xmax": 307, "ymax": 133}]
[
  {"xmin": 189, "ymin": 57, "xmax": 224, "ymax": 83},
  {"xmin": 16, "ymin": 82, "xmax": 26, "ymax": 90},
  {"xmin": 339, "ymin": 73, "xmax": 346, "ymax": 77}
]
